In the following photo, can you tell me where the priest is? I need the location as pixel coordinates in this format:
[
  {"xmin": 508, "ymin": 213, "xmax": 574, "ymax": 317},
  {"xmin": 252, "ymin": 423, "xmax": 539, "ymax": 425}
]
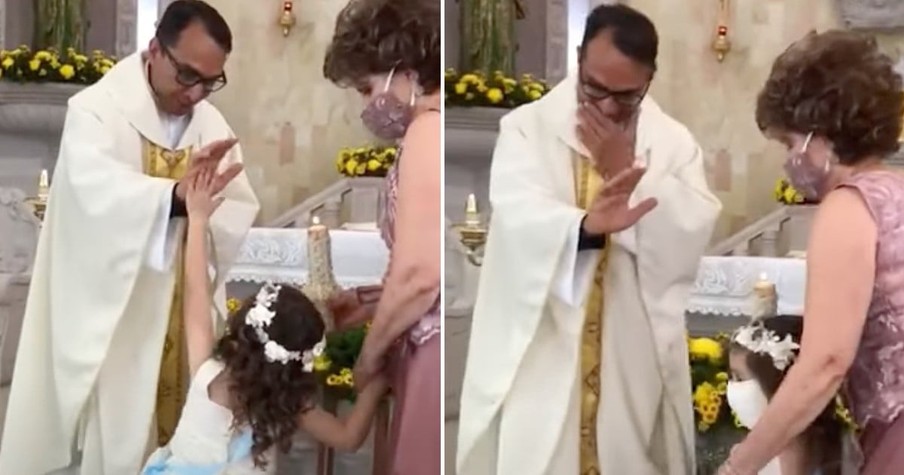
[
  {"xmin": 0, "ymin": 2, "xmax": 259, "ymax": 474},
  {"xmin": 456, "ymin": 5, "xmax": 721, "ymax": 475}
]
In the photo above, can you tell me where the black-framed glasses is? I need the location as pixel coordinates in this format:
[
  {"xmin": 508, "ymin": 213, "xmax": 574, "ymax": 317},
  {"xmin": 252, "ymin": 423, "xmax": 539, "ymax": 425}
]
[
  {"xmin": 578, "ymin": 66, "xmax": 648, "ymax": 108},
  {"xmin": 161, "ymin": 45, "xmax": 227, "ymax": 93}
]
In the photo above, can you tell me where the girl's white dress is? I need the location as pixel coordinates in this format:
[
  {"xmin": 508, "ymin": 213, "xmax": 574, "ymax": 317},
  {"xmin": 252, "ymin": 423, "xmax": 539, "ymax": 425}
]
[{"xmin": 141, "ymin": 359, "xmax": 276, "ymax": 475}]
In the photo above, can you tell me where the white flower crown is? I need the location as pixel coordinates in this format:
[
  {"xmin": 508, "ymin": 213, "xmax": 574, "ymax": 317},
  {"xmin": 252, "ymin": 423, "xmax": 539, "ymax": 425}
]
[
  {"xmin": 245, "ymin": 282, "xmax": 326, "ymax": 370},
  {"xmin": 732, "ymin": 323, "xmax": 800, "ymax": 371}
]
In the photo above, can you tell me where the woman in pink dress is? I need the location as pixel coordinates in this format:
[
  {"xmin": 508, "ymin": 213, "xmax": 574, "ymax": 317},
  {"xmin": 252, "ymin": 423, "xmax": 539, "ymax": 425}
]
[
  {"xmin": 322, "ymin": 0, "xmax": 441, "ymax": 473},
  {"xmin": 718, "ymin": 31, "xmax": 904, "ymax": 475}
]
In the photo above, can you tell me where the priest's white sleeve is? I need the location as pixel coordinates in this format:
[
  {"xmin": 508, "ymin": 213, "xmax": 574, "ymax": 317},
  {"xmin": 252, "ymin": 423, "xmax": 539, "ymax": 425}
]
[
  {"xmin": 145, "ymin": 190, "xmax": 180, "ymax": 272},
  {"xmin": 551, "ymin": 223, "xmax": 597, "ymax": 307}
]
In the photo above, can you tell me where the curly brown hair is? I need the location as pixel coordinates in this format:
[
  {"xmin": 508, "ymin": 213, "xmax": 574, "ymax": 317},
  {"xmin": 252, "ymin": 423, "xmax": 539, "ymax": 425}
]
[
  {"xmin": 323, "ymin": 0, "xmax": 440, "ymax": 94},
  {"xmin": 213, "ymin": 286, "xmax": 325, "ymax": 468},
  {"xmin": 730, "ymin": 316, "xmax": 844, "ymax": 475},
  {"xmin": 755, "ymin": 30, "xmax": 904, "ymax": 165}
]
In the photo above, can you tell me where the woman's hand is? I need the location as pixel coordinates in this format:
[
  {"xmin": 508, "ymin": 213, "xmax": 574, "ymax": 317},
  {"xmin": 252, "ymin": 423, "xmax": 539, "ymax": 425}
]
[
  {"xmin": 327, "ymin": 290, "xmax": 370, "ymax": 330},
  {"xmin": 353, "ymin": 347, "xmax": 385, "ymax": 392},
  {"xmin": 186, "ymin": 168, "xmax": 225, "ymax": 223}
]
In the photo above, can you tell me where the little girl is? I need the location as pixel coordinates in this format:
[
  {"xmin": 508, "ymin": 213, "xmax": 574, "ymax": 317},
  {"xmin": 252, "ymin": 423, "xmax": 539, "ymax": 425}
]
[
  {"xmin": 142, "ymin": 169, "xmax": 388, "ymax": 474},
  {"xmin": 726, "ymin": 315, "xmax": 848, "ymax": 475}
]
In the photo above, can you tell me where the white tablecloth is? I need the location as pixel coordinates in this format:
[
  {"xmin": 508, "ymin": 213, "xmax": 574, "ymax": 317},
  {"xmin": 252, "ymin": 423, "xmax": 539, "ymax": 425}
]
[
  {"xmin": 688, "ymin": 256, "xmax": 807, "ymax": 316},
  {"xmin": 227, "ymin": 228, "xmax": 389, "ymax": 288}
]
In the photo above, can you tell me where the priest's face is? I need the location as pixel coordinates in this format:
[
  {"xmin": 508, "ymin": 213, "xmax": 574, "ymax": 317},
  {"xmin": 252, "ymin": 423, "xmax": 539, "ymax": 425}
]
[
  {"xmin": 576, "ymin": 32, "xmax": 652, "ymax": 125},
  {"xmin": 148, "ymin": 21, "xmax": 228, "ymax": 116}
]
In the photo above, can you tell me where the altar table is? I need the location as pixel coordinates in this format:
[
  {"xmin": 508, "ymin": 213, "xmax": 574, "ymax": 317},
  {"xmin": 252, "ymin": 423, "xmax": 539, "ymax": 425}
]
[{"xmin": 688, "ymin": 256, "xmax": 807, "ymax": 317}]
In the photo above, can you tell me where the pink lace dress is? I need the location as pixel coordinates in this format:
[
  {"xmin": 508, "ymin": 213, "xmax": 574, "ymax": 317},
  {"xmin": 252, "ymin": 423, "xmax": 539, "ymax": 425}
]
[
  {"xmin": 376, "ymin": 155, "xmax": 441, "ymax": 474},
  {"xmin": 837, "ymin": 170, "xmax": 904, "ymax": 474}
]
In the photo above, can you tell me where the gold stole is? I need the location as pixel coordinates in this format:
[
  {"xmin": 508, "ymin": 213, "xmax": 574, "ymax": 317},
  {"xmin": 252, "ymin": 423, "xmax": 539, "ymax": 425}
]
[
  {"xmin": 142, "ymin": 139, "xmax": 193, "ymax": 447},
  {"xmin": 573, "ymin": 153, "xmax": 609, "ymax": 475}
]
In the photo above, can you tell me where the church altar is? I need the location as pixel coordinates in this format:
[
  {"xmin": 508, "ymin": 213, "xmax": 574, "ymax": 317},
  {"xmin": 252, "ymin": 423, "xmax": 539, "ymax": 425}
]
[
  {"xmin": 688, "ymin": 255, "xmax": 806, "ymax": 317},
  {"xmin": 227, "ymin": 227, "xmax": 388, "ymax": 289}
]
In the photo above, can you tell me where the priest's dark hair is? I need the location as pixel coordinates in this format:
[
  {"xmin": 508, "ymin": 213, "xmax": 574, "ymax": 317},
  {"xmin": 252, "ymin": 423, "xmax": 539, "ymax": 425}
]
[
  {"xmin": 156, "ymin": 0, "xmax": 233, "ymax": 53},
  {"xmin": 579, "ymin": 4, "xmax": 658, "ymax": 72}
]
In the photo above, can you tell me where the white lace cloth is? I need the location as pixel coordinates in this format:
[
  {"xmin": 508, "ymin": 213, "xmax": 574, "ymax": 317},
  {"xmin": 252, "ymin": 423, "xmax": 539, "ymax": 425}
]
[
  {"xmin": 688, "ymin": 256, "xmax": 806, "ymax": 317},
  {"xmin": 227, "ymin": 228, "xmax": 388, "ymax": 287}
]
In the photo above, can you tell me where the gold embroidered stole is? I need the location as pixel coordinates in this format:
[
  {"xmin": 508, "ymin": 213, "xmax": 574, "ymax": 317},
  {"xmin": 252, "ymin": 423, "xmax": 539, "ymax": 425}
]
[
  {"xmin": 142, "ymin": 139, "xmax": 192, "ymax": 447},
  {"xmin": 573, "ymin": 153, "xmax": 609, "ymax": 475}
]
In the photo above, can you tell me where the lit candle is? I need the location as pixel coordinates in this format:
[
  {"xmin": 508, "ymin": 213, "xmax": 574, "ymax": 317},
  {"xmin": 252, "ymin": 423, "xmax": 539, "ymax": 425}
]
[
  {"xmin": 307, "ymin": 215, "xmax": 333, "ymax": 285},
  {"xmin": 465, "ymin": 193, "xmax": 480, "ymax": 227},
  {"xmin": 753, "ymin": 272, "xmax": 776, "ymax": 297},
  {"xmin": 38, "ymin": 169, "xmax": 49, "ymax": 201},
  {"xmin": 751, "ymin": 272, "xmax": 777, "ymax": 320}
]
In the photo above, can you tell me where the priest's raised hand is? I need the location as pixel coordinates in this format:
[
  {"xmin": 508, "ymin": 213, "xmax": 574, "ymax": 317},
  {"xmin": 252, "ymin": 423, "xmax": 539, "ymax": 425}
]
[
  {"xmin": 582, "ymin": 164, "xmax": 658, "ymax": 235},
  {"xmin": 175, "ymin": 138, "xmax": 244, "ymax": 202}
]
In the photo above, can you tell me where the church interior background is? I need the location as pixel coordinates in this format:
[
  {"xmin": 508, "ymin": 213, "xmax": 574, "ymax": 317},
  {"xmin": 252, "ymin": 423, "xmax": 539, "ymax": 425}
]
[
  {"xmin": 1, "ymin": 0, "xmax": 904, "ymax": 473},
  {"xmin": 444, "ymin": 0, "xmax": 904, "ymax": 473}
]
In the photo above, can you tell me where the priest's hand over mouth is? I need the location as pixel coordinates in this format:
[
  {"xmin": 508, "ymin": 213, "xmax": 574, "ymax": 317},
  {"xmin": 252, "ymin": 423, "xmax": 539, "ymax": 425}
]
[
  {"xmin": 176, "ymin": 138, "xmax": 242, "ymax": 201},
  {"xmin": 582, "ymin": 165, "xmax": 658, "ymax": 235},
  {"xmin": 576, "ymin": 101, "xmax": 638, "ymax": 179}
]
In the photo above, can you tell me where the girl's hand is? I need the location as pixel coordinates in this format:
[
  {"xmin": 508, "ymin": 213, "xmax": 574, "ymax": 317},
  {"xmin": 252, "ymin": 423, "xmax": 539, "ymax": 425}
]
[{"xmin": 186, "ymin": 168, "xmax": 225, "ymax": 222}]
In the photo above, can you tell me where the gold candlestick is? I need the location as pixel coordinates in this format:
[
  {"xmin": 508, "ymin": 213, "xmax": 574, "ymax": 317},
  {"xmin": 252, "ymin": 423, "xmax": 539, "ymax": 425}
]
[
  {"xmin": 454, "ymin": 193, "xmax": 488, "ymax": 267},
  {"xmin": 303, "ymin": 215, "xmax": 341, "ymax": 331},
  {"xmin": 25, "ymin": 169, "xmax": 50, "ymax": 222}
]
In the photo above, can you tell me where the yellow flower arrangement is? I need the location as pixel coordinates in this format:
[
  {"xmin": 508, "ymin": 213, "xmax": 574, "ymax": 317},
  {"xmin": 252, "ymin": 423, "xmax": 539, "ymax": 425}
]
[
  {"xmin": 336, "ymin": 145, "xmax": 398, "ymax": 178},
  {"xmin": 0, "ymin": 45, "xmax": 116, "ymax": 85},
  {"xmin": 226, "ymin": 297, "xmax": 243, "ymax": 316},
  {"xmin": 689, "ymin": 334, "xmax": 736, "ymax": 434},
  {"xmin": 445, "ymin": 68, "xmax": 551, "ymax": 108},
  {"xmin": 773, "ymin": 178, "xmax": 806, "ymax": 205}
]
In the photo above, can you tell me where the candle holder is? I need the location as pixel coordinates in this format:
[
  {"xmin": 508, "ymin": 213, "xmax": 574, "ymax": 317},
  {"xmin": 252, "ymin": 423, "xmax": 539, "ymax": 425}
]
[
  {"xmin": 24, "ymin": 169, "xmax": 50, "ymax": 222},
  {"xmin": 279, "ymin": 0, "xmax": 296, "ymax": 37},
  {"xmin": 453, "ymin": 194, "xmax": 488, "ymax": 267}
]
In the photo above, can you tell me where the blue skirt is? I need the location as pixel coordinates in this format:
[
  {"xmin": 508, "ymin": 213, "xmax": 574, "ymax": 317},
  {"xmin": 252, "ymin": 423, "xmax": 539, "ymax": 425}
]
[{"xmin": 141, "ymin": 431, "xmax": 254, "ymax": 475}]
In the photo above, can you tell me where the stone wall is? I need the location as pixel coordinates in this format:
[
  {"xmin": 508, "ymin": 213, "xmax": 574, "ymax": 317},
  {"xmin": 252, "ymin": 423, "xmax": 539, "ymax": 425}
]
[{"xmin": 206, "ymin": 0, "xmax": 372, "ymax": 223}]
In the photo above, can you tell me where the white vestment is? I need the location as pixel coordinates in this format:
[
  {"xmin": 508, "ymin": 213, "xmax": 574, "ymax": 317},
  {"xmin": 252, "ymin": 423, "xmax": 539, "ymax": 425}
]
[
  {"xmin": 456, "ymin": 75, "xmax": 722, "ymax": 475},
  {"xmin": 0, "ymin": 52, "xmax": 260, "ymax": 475}
]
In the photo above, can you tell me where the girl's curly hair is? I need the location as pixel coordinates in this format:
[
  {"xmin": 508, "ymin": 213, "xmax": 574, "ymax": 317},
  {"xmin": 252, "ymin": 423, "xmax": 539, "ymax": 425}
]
[
  {"xmin": 323, "ymin": 0, "xmax": 440, "ymax": 94},
  {"xmin": 756, "ymin": 30, "xmax": 904, "ymax": 165},
  {"xmin": 213, "ymin": 286, "xmax": 325, "ymax": 468}
]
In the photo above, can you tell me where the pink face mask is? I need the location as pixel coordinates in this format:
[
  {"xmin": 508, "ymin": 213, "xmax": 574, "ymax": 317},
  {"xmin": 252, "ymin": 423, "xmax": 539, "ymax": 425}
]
[
  {"xmin": 784, "ymin": 132, "xmax": 830, "ymax": 201},
  {"xmin": 360, "ymin": 66, "xmax": 416, "ymax": 141}
]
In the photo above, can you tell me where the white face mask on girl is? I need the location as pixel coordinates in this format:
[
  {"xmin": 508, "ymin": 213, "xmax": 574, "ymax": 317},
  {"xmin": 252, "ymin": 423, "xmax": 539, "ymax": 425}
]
[{"xmin": 726, "ymin": 379, "xmax": 769, "ymax": 429}]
